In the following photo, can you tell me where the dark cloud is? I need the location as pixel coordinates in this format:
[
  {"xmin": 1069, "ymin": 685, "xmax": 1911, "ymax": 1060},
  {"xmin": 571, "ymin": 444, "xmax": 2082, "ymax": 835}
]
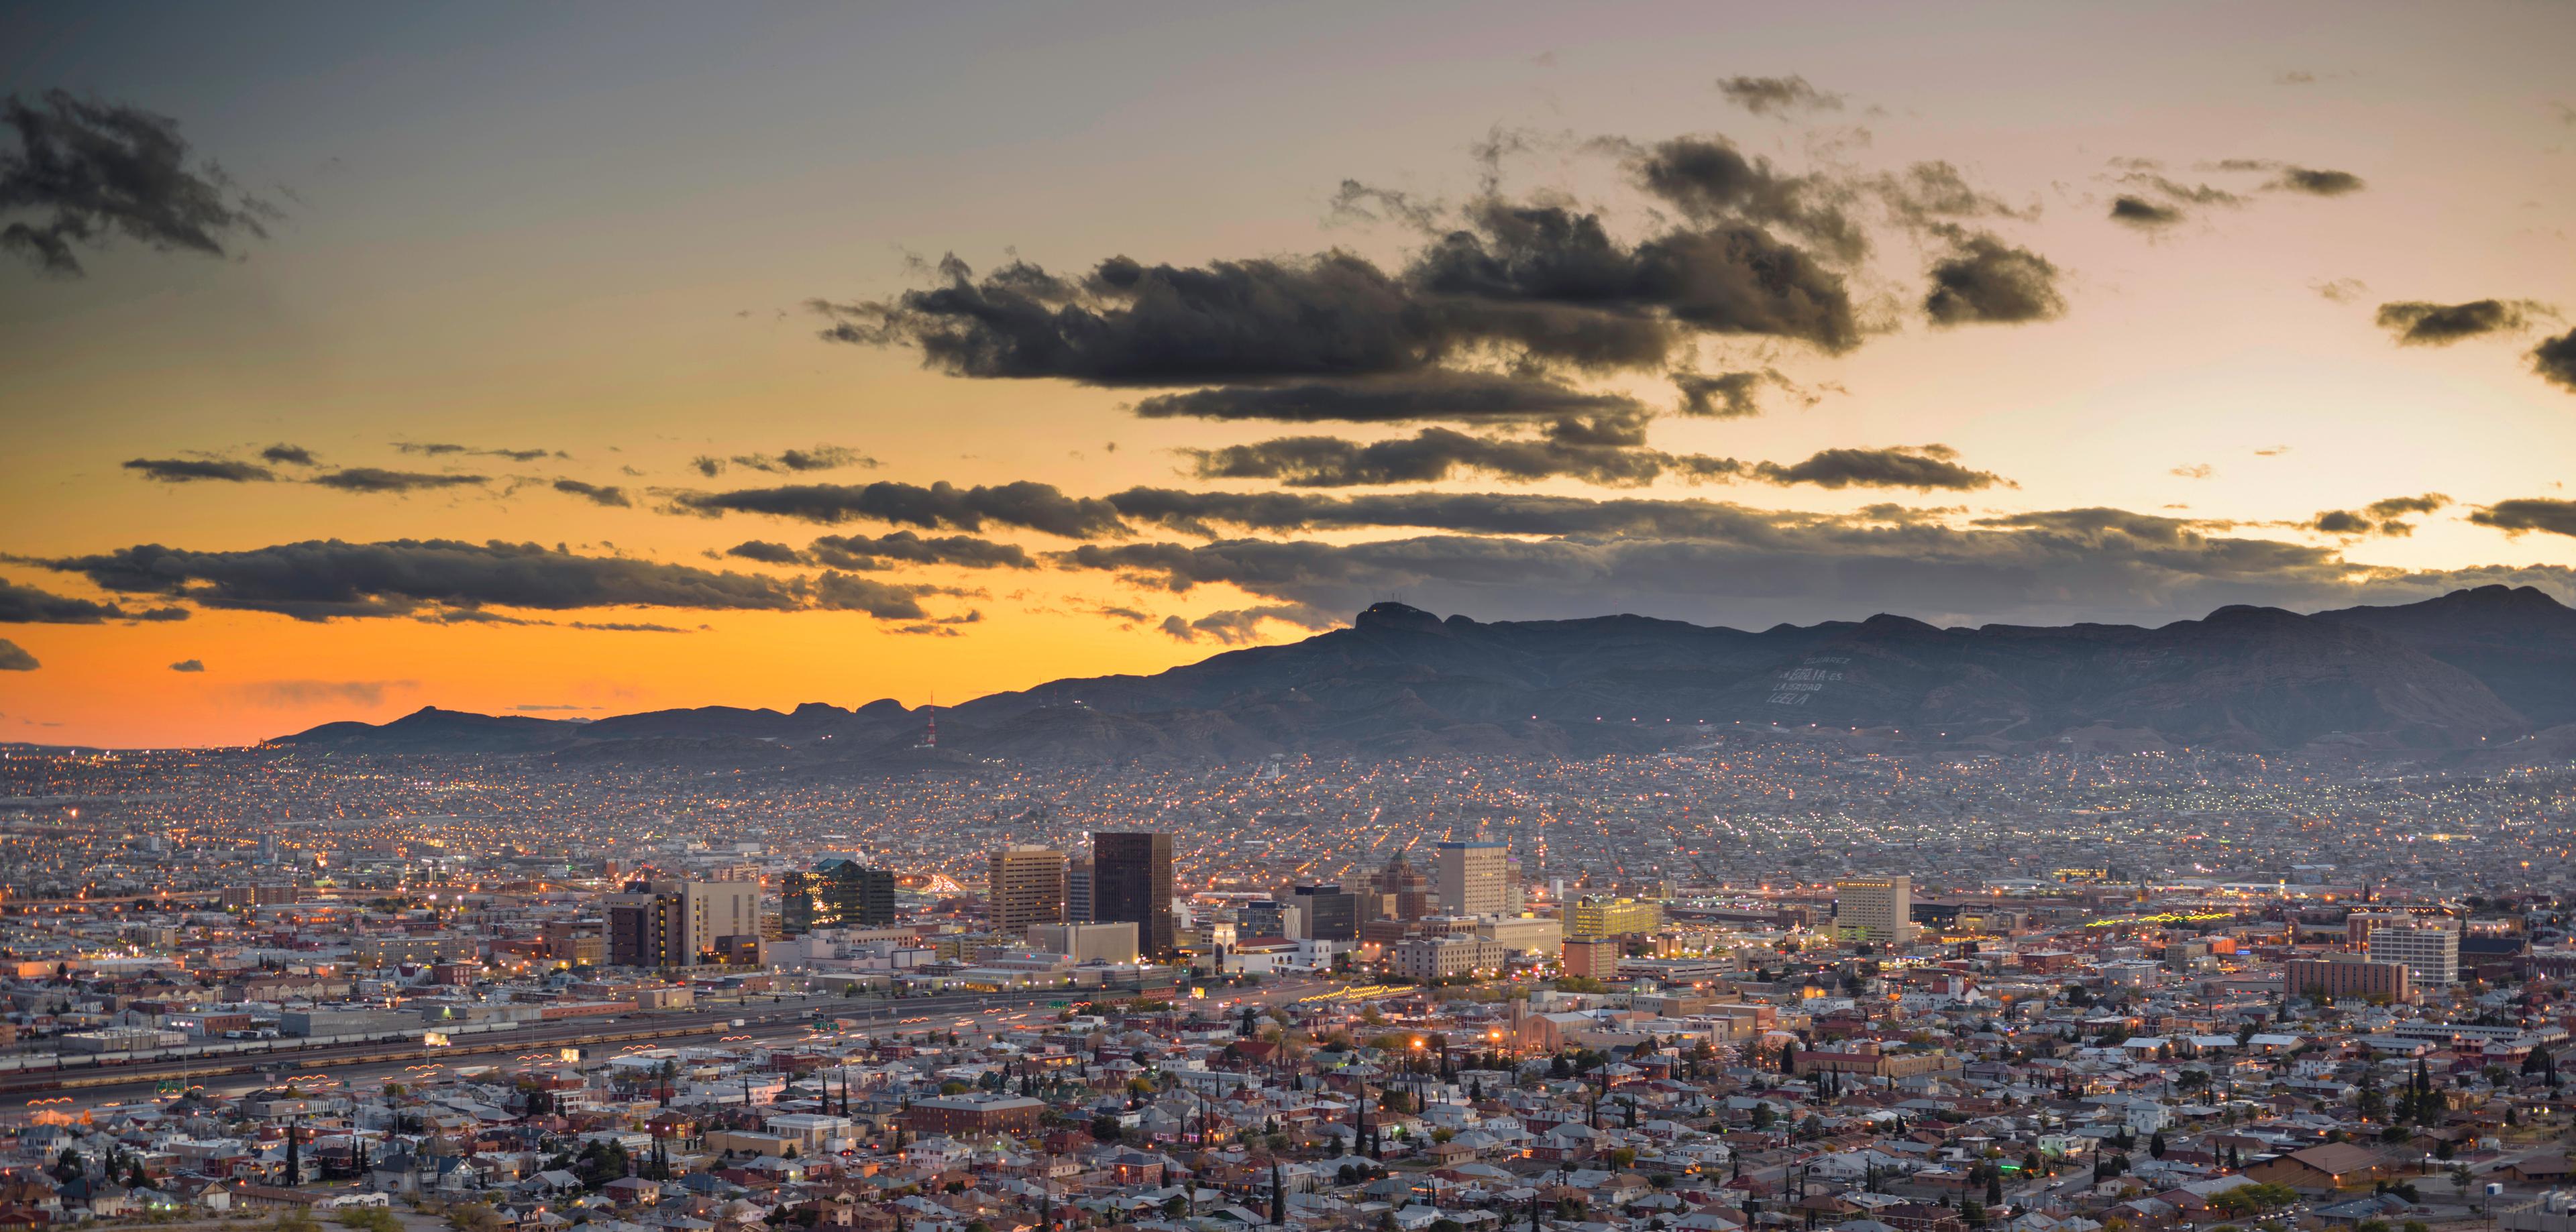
[
  {"xmin": 808, "ymin": 531, "xmax": 1036, "ymax": 571},
  {"xmin": 885, "ymin": 610, "xmax": 985, "ymax": 637},
  {"xmin": 2367, "ymin": 494, "xmax": 2451, "ymax": 520},
  {"xmin": 168, "ymin": 658, "xmax": 204, "ymax": 672},
  {"xmin": 0, "ymin": 639, "xmax": 36, "ymax": 671},
  {"xmin": 729, "ymin": 445, "xmax": 876, "ymax": 473},
  {"xmin": 823, "ymin": 188, "xmax": 1862, "ymax": 386},
  {"xmin": 1922, "ymin": 230, "xmax": 2064, "ymax": 326},
  {"xmin": 0, "ymin": 579, "xmax": 146, "ymax": 624},
  {"xmin": 722, "ymin": 540, "xmax": 806, "ymax": 565},
  {"xmin": 2309, "ymin": 494, "xmax": 2449, "ymax": 537},
  {"xmin": 2119, "ymin": 174, "xmax": 2246, "ymax": 209},
  {"xmin": 259, "ymin": 443, "xmax": 316, "ymax": 466},
  {"xmin": 1047, "ymin": 509, "xmax": 2576, "ymax": 629},
  {"xmin": 1130, "ymin": 373, "xmax": 1646, "ymax": 427},
  {"xmin": 1159, "ymin": 604, "xmax": 1340, "ymax": 645},
  {"xmin": 1872, "ymin": 161, "xmax": 2033, "ymax": 227},
  {"xmin": 1714, "ymin": 75, "xmax": 1844, "ymax": 117},
  {"xmin": 2311, "ymin": 278, "xmax": 2367, "ymax": 304},
  {"xmin": 0, "ymin": 89, "xmax": 272, "ymax": 276},
  {"xmin": 2526, "ymin": 328, "xmax": 2576, "ymax": 390},
  {"xmin": 1183, "ymin": 431, "xmax": 2000, "ymax": 492},
  {"xmin": 2469, "ymin": 499, "xmax": 2576, "ymax": 538},
  {"xmin": 690, "ymin": 455, "xmax": 726, "ymax": 478},
  {"xmin": 565, "ymin": 621, "xmax": 691, "ymax": 633},
  {"xmin": 1106, "ymin": 486, "xmax": 1921, "ymax": 539},
  {"xmin": 1672, "ymin": 370, "xmax": 1780, "ymax": 419},
  {"xmin": 395, "ymin": 442, "xmax": 557, "ymax": 462},
  {"xmin": 43, "ymin": 538, "xmax": 808, "ymax": 622},
  {"xmin": 123, "ymin": 457, "xmax": 273, "ymax": 483},
  {"xmin": 1750, "ymin": 444, "xmax": 2003, "ymax": 490},
  {"xmin": 310, "ymin": 467, "xmax": 489, "ymax": 494},
  {"xmin": 816, "ymin": 251, "xmax": 1462, "ymax": 385},
  {"xmin": 663, "ymin": 479, "xmax": 1128, "ymax": 539},
  {"xmin": 810, "ymin": 571, "xmax": 935, "ymax": 620},
  {"xmin": 1623, "ymin": 135, "xmax": 1866, "ymax": 262},
  {"xmin": 1183, "ymin": 427, "xmax": 1722, "ymax": 488},
  {"xmin": 551, "ymin": 478, "xmax": 633, "ymax": 507},
  {"xmin": 1327, "ymin": 179, "xmax": 1443, "ymax": 232},
  {"xmin": 2270, "ymin": 166, "xmax": 2365, "ymax": 196},
  {"xmin": 2375, "ymin": 299, "xmax": 2551, "ymax": 345},
  {"xmin": 415, "ymin": 608, "xmax": 545, "ymax": 627},
  {"xmin": 1413, "ymin": 198, "xmax": 1863, "ymax": 352},
  {"xmin": 2109, "ymin": 196, "xmax": 2184, "ymax": 228}
]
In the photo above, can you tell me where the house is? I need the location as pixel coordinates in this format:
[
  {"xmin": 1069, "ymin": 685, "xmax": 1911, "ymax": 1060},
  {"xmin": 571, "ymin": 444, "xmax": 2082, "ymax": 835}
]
[
  {"xmin": 2243, "ymin": 1143, "xmax": 2387, "ymax": 1194},
  {"xmin": 2496, "ymin": 1154, "xmax": 2571, "ymax": 1185}
]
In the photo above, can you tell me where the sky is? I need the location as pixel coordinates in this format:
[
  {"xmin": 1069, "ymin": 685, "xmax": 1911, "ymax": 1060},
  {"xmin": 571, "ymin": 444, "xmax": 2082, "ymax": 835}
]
[{"xmin": 4, "ymin": 0, "xmax": 2575, "ymax": 748}]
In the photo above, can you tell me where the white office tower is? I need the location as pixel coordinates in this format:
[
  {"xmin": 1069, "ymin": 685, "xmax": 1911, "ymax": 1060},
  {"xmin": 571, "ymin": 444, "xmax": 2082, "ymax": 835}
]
[
  {"xmin": 1833, "ymin": 875, "xmax": 1915, "ymax": 945},
  {"xmin": 2368, "ymin": 922, "xmax": 2461, "ymax": 987},
  {"xmin": 1434, "ymin": 841, "xmax": 1509, "ymax": 917}
]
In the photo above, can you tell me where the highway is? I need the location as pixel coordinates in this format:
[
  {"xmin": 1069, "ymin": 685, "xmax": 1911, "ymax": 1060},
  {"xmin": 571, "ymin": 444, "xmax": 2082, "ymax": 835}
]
[{"xmin": 13, "ymin": 976, "xmax": 1330, "ymax": 1114}]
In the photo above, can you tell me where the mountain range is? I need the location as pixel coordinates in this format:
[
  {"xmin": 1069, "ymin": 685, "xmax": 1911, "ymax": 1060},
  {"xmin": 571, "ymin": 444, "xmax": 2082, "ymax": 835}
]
[{"xmin": 274, "ymin": 585, "xmax": 2576, "ymax": 766}]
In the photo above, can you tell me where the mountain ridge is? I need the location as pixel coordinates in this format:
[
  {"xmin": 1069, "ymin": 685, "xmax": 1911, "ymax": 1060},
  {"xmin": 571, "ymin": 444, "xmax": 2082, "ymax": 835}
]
[{"xmin": 272, "ymin": 585, "xmax": 2576, "ymax": 765}]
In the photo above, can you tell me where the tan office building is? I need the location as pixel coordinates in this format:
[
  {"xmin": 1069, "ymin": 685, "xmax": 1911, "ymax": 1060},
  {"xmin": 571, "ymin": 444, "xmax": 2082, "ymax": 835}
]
[{"xmin": 988, "ymin": 845, "xmax": 1069, "ymax": 935}]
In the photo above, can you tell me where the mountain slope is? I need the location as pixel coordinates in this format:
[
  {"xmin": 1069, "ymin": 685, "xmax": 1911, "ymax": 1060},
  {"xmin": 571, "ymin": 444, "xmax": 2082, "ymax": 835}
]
[
  {"xmin": 2315, "ymin": 585, "xmax": 2576, "ymax": 727},
  {"xmin": 272, "ymin": 590, "xmax": 2550, "ymax": 762}
]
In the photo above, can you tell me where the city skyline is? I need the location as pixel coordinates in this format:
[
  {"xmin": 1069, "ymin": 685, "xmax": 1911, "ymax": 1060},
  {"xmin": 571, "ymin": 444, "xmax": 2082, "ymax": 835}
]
[{"xmin": 7, "ymin": 3, "xmax": 2576, "ymax": 746}]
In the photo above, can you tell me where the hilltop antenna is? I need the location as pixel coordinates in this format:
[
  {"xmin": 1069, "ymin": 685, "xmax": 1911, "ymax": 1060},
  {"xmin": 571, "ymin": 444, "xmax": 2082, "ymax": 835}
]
[{"xmin": 917, "ymin": 690, "xmax": 938, "ymax": 750}]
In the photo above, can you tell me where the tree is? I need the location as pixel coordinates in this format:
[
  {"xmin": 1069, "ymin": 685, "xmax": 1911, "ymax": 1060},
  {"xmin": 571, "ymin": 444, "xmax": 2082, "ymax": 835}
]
[
  {"xmin": 2148, "ymin": 1131, "xmax": 2167, "ymax": 1160},
  {"xmin": 52, "ymin": 1147, "xmax": 82, "ymax": 1184},
  {"xmin": 284, "ymin": 1119, "xmax": 303, "ymax": 1187}
]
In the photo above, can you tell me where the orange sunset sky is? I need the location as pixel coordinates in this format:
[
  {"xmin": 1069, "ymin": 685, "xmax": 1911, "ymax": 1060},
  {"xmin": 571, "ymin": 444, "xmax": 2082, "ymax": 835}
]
[{"xmin": 4, "ymin": 1, "xmax": 2575, "ymax": 747}]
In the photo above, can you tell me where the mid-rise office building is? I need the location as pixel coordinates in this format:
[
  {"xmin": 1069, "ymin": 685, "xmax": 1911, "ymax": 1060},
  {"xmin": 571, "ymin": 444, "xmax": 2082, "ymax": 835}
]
[
  {"xmin": 789, "ymin": 860, "xmax": 896, "ymax": 930},
  {"xmin": 1293, "ymin": 883, "xmax": 1358, "ymax": 942},
  {"xmin": 1562, "ymin": 936, "xmax": 1623, "ymax": 980},
  {"xmin": 987, "ymin": 845, "xmax": 1069, "ymax": 935},
  {"xmin": 1568, "ymin": 896, "xmax": 1662, "ymax": 939},
  {"xmin": 2368, "ymin": 922, "xmax": 2460, "ymax": 987},
  {"xmin": 2286, "ymin": 954, "xmax": 2412, "ymax": 1002},
  {"xmin": 1833, "ymin": 875, "xmax": 1915, "ymax": 946},
  {"xmin": 1238, "ymin": 899, "xmax": 1299, "ymax": 941},
  {"xmin": 1067, "ymin": 856, "xmax": 1095, "ymax": 923},
  {"xmin": 1373, "ymin": 852, "xmax": 1432, "ymax": 921},
  {"xmin": 1389, "ymin": 934, "xmax": 1506, "ymax": 982},
  {"xmin": 1093, "ymin": 831, "xmax": 1175, "ymax": 958},
  {"xmin": 1027, "ymin": 920, "xmax": 1140, "ymax": 965},
  {"xmin": 606, "ymin": 880, "xmax": 762, "ymax": 968},
  {"xmin": 1434, "ymin": 840, "xmax": 1509, "ymax": 917}
]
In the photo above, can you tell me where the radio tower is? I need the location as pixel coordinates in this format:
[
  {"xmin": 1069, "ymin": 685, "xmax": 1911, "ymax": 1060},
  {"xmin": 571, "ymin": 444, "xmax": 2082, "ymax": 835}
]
[{"xmin": 917, "ymin": 691, "xmax": 938, "ymax": 750}]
